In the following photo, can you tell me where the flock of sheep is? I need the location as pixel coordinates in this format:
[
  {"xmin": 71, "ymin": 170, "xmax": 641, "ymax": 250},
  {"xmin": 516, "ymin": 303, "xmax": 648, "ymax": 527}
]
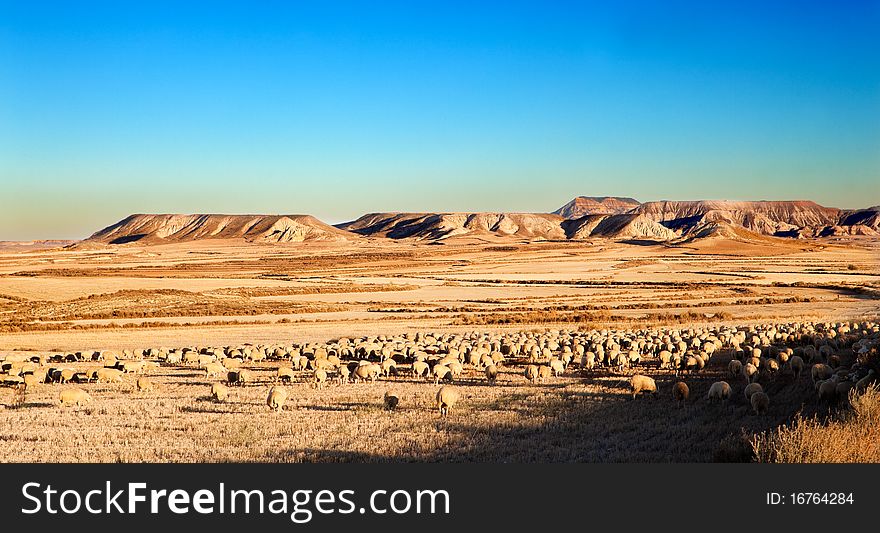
[{"xmin": 1, "ymin": 320, "xmax": 878, "ymax": 423}]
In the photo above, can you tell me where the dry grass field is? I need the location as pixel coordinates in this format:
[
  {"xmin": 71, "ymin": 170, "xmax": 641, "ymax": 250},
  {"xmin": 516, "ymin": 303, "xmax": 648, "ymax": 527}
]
[{"xmin": 0, "ymin": 235, "xmax": 878, "ymax": 463}]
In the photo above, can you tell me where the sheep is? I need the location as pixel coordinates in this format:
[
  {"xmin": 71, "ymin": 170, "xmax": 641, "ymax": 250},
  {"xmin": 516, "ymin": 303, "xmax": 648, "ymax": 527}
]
[
  {"xmin": 95, "ymin": 367, "xmax": 124, "ymax": 384},
  {"xmin": 380, "ymin": 358, "xmax": 397, "ymax": 377},
  {"xmin": 337, "ymin": 366, "xmax": 350, "ymax": 385},
  {"xmin": 743, "ymin": 382, "xmax": 763, "ymax": 401},
  {"xmin": 750, "ymin": 391, "xmax": 769, "ymax": 415},
  {"xmin": 549, "ymin": 359, "xmax": 565, "ymax": 377},
  {"xmin": 537, "ymin": 364, "xmax": 553, "ymax": 382},
  {"xmin": 432, "ymin": 364, "xmax": 452, "ymax": 385},
  {"xmin": 707, "ymin": 381, "xmax": 731, "ymax": 402},
  {"xmin": 658, "ymin": 350, "xmax": 672, "ymax": 369},
  {"xmin": 436, "ymin": 386, "xmax": 461, "ymax": 417},
  {"xmin": 136, "ymin": 377, "xmax": 154, "ymax": 392},
  {"xmin": 854, "ymin": 370, "xmax": 876, "ymax": 393},
  {"xmin": 23, "ymin": 373, "xmax": 41, "ymax": 390},
  {"xmin": 383, "ymin": 390, "xmax": 400, "ymax": 411},
  {"xmin": 211, "ymin": 383, "xmax": 229, "ymax": 402},
  {"xmin": 276, "ymin": 366, "xmax": 295, "ymax": 383},
  {"xmin": 629, "ymin": 374, "xmax": 658, "ymax": 399},
  {"xmin": 411, "ymin": 361, "xmax": 429, "ymax": 379},
  {"xmin": 59, "ymin": 388, "xmax": 92, "ymax": 407},
  {"xmin": 672, "ymin": 381, "xmax": 689, "ymax": 406},
  {"xmin": 788, "ymin": 356, "xmax": 805, "ymax": 379},
  {"xmin": 485, "ymin": 364, "xmax": 498, "ymax": 384},
  {"xmin": 312, "ymin": 369, "xmax": 328, "ymax": 389},
  {"xmin": 818, "ymin": 378, "xmax": 838, "ymax": 404},
  {"xmin": 743, "ymin": 363, "xmax": 758, "ymax": 383},
  {"xmin": 524, "ymin": 365, "xmax": 539, "ymax": 383},
  {"xmin": 266, "ymin": 386, "xmax": 288, "ymax": 412},
  {"xmin": 204, "ymin": 362, "xmax": 226, "ymax": 379},
  {"xmin": 583, "ymin": 351, "xmax": 597, "ymax": 370},
  {"xmin": 728, "ymin": 359, "xmax": 743, "ymax": 380},
  {"xmin": 811, "ymin": 363, "xmax": 832, "ymax": 384}
]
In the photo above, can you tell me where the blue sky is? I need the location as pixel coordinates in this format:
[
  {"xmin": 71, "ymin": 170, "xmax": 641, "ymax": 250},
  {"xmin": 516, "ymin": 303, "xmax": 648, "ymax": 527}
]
[{"xmin": 1, "ymin": 1, "xmax": 879, "ymax": 239}]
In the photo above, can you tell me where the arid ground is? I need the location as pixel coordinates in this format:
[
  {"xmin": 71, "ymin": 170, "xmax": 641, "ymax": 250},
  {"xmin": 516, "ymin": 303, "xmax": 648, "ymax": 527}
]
[{"xmin": 0, "ymin": 235, "xmax": 878, "ymax": 462}]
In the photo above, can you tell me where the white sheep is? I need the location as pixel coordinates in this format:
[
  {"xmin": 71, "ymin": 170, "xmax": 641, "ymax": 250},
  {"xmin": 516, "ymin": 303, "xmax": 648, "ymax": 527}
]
[
  {"xmin": 707, "ymin": 381, "xmax": 731, "ymax": 402},
  {"xmin": 436, "ymin": 386, "xmax": 461, "ymax": 417}
]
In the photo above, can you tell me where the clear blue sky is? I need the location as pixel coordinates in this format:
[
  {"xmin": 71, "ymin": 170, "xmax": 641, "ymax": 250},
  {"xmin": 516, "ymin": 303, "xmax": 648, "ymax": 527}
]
[{"xmin": 1, "ymin": 1, "xmax": 879, "ymax": 239}]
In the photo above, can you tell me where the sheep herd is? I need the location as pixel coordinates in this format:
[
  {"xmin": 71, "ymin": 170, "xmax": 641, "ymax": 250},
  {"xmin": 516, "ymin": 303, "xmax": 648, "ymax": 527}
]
[{"xmin": 1, "ymin": 320, "xmax": 878, "ymax": 424}]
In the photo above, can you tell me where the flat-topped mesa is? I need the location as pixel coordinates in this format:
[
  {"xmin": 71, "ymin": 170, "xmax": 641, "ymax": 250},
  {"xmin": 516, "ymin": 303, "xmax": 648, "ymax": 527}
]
[
  {"xmin": 85, "ymin": 214, "xmax": 355, "ymax": 245},
  {"xmin": 552, "ymin": 196, "xmax": 641, "ymax": 219}
]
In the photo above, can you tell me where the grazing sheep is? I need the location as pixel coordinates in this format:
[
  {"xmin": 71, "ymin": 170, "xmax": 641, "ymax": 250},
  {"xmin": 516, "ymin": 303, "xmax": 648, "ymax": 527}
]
[
  {"xmin": 276, "ymin": 366, "xmax": 295, "ymax": 383},
  {"xmin": 672, "ymin": 381, "xmax": 689, "ymax": 406},
  {"xmin": 811, "ymin": 363, "xmax": 832, "ymax": 384},
  {"xmin": 630, "ymin": 374, "xmax": 658, "ymax": 399},
  {"xmin": 436, "ymin": 386, "xmax": 461, "ymax": 417},
  {"xmin": 707, "ymin": 381, "xmax": 731, "ymax": 402},
  {"xmin": 485, "ymin": 364, "xmax": 498, "ymax": 384},
  {"xmin": 59, "ymin": 388, "xmax": 92, "ymax": 407},
  {"xmin": 549, "ymin": 359, "xmax": 565, "ymax": 377},
  {"xmin": 383, "ymin": 390, "xmax": 400, "ymax": 410},
  {"xmin": 750, "ymin": 391, "xmax": 769, "ymax": 415},
  {"xmin": 266, "ymin": 386, "xmax": 288, "ymax": 412},
  {"xmin": 524, "ymin": 365, "xmax": 539, "ymax": 383},
  {"xmin": 136, "ymin": 377, "xmax": 153, "ymax": 392},
  {"xmin": 788, "ymin": 356, "xmax": 805, "ymax": 379},
  {"xmin": 312, "ymin": 369, "xmax": 328, "ymax": 389},
  {"xmin": 537, "ymin": 365, "xmax": 553, "ymax": 382},
  {"xmin": 743, "ymin": 363, "xmax": 758, "ymax": 383},
  {"xmin": 728, "ymin": 359, "xmax": 743, "ymax": 379},
  {"xmin": 23, "ymin": 373, "xmax": 40, "ymax": 389},
  {"xmin": 353, "ymin": 363, "xmax": 380, "ymax": 383},
  {"xmin": 411, "ymin": 361, "xmax": 430, "ymax": 379},
  {"xmin": 854, "ymin": 370, "xmax": 876, "ymax": 393},
  {"xmin": 818, "ymin": 378, "xmax": 838, "ymax": 404},
  {"xmin": 432, "ymin": 364, "xmax": 452, "ymax": 385},
  {"xmin": 743, "ymin": 382, "xmax": 763, "ymax": 401},
  {"xmin": 95, "ymin": 367, "xmax": 124, "ymax": 384},
  {"xmin": 204, "ymin": 362, "xmax": 226, "ymax": 379},
  {"xmin": 337, "ymin": 366, "xmax": 350, "ymax": 385},
  {"xmin": 211, "ymin": 383, "xmax": 229, "ymax": 402}
]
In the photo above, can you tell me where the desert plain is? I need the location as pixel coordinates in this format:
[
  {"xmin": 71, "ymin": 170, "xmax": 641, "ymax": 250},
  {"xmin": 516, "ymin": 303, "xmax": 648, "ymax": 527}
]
[{"xmin": 0, "ymin": 202, "xmax": 878, "ymax": 463}]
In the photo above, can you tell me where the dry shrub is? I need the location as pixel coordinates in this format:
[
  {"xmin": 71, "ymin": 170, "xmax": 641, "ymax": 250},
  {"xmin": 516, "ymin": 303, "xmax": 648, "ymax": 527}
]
[
  {"xmin": 714, "ymin": 430, "xmax": 755, "ymax": 463},
  {"xmin": 751, "ymin": 386, "xmax": 880, "ymax": 463}
]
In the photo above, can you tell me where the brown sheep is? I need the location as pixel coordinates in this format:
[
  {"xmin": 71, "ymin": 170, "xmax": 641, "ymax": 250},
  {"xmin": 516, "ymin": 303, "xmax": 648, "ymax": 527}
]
[
  {"xmin": 436, "ymin": 386, "xmax": 461, "ymax": 417},
  {"xmin": 728, "ymin": 359, "xmax": 743, "ymax": 380},
  {"xmin": 383, "ymin": 390, "xmax": 400, "ymax": 410},
  {"xmin": 788, "ymin": 356, "xmax": 805, "ymax": 379},
  {"xmin": 672, "ymin": 381, "xmax": 689, "ymax": 406},
  {"xmin": 744, "ymin": 382, "xmax": 763, "ymax": 401},
  {"xmin": 750, "ymin": 391, "xmax": 769, "ymax": 415},
  {"xmin": 485, "ymin": 365, "xmax": 498, "ymax": 384}
]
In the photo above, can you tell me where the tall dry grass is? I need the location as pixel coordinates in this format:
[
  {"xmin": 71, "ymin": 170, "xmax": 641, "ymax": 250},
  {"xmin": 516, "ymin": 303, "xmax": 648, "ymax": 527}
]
[{"xmin": 751, "ymin": 386, "xmax": 880, "ymax": 463}]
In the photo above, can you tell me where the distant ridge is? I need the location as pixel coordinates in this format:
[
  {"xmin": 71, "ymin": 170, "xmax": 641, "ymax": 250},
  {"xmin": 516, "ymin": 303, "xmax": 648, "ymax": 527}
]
[
  {"xmin": 75, "ymin": 199, "xmax": 880, "ymax": 247},
  {"xmin": 84, "ymin": 214, "xmax": 354, "ymax": 245},
  {"xmin": 554, "ymin": 198, "xmax": 880, "ymax": 239}
]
